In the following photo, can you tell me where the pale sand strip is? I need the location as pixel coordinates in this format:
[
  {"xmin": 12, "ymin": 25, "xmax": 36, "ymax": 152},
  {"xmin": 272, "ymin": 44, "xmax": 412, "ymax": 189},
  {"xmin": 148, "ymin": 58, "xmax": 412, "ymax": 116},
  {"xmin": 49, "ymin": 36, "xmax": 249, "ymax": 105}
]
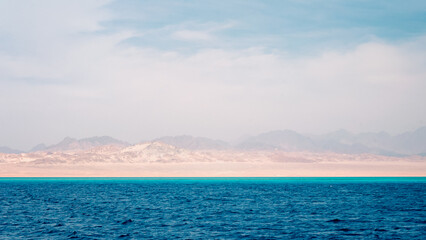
[{"xmin": 1, "ymin": 160, "xmax": 425, "ymax": 177}]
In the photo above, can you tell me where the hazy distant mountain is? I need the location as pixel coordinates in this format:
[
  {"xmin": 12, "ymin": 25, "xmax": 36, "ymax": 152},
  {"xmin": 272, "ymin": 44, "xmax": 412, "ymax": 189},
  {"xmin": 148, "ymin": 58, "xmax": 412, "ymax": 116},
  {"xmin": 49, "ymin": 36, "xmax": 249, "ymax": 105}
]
[
  {"xmin": 6, "ymin": 126, "xmax": 426, "ymax": 155},
  {"xmin": 29, "ymin": 144, "xmax": 48, "ymax": 152},
  {"xmin": 354, "ymin": 132, "xmax": 393, "ymax": 152},
  {"xmin": 237, "ymin": 130, "xmax": 317, "ymax": 151},
  {"xmin": 0, "ymin": 146, "xmax": 23, "ymax": 154},
  {"xmin": 154, "ymin": 135, "xmax": 229, "ymax": 150},
  {"xmin": 238, "ymin": 127, "xmax": 426, "ymax": 156},
  {"xmin": 36, "ymin": 136, "xmax": 129, "ymax": 152},
  {"xmin": 313, "ymin": 130, "xmax": 383, "ymax": 154},
  {"xmin": 316, "ymin": 127, "xmax": 426, "ymax": 155},
  {"xmin": 316, "ymin": 129, "xmax": 356, "ymax": 145},
  {"xmin": 392, "ymin": 126, "xmax": 426, "ymax": 155}
]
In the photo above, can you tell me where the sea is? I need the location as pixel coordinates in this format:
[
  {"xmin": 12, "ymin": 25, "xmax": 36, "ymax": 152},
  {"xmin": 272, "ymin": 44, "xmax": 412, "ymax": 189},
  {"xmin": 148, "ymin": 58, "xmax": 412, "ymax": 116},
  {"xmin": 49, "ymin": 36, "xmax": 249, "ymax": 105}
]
[{"xmin": 0, "ymin": 177, "xmax": 425, "ymax": 239}]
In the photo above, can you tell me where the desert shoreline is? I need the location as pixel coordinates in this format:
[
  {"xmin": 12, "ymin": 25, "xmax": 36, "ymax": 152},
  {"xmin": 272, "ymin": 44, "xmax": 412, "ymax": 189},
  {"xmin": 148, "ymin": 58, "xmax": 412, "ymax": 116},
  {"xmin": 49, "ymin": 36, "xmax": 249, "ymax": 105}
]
[
  {"xmin": 2, "ymin": 142, "xmax": 425, "ymax": 177},
  {"xmin": 2, "ymin": 160, "xmax": 425, "ymax": 177}
]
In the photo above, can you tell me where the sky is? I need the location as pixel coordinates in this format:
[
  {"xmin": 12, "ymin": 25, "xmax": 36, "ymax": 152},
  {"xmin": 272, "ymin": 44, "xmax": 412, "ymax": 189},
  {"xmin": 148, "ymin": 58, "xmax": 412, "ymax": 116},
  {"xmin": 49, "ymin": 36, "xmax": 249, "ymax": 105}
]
[{"xmin": 0, "ymin": 0, "xmax": 425, "ymax": 150}]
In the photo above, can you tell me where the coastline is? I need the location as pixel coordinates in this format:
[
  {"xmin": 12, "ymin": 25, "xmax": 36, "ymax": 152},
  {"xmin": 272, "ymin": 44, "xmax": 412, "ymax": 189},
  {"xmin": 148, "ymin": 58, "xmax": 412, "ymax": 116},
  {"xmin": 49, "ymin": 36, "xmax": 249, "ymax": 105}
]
[{"xmin": 1, "ymin": 160, "xmax": 425, "ymax": 177}]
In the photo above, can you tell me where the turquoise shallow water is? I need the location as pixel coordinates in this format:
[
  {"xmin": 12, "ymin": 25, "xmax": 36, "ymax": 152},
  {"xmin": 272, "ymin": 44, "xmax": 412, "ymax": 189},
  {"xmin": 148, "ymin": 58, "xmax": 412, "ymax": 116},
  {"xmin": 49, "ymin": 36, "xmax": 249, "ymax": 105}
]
[
  {"xmin": 1, "ymin": 177, "xmax": 425, "ymax": 183},
  {"xmin": 0, "ymin": 177, "xmax": 425, "ymax": 239}
]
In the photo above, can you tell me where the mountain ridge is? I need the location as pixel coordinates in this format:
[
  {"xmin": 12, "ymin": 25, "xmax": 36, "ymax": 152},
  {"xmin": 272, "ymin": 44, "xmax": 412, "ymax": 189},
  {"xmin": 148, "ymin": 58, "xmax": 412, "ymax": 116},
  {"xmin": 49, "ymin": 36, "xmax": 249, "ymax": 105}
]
[
  {"xmin": 31, "ymin": 136, "xmax": 130, "ymax": 152},
  {"xmin": 0, "ymin": 146, "xmax": 23, "ymax": 154},
  {"xmin": 0, "ymin": 126, "xmax": 425, "ymax": 156},
  {"xmin": 237, "ymin": 127, "xmax": 426, "ymax": 155}
]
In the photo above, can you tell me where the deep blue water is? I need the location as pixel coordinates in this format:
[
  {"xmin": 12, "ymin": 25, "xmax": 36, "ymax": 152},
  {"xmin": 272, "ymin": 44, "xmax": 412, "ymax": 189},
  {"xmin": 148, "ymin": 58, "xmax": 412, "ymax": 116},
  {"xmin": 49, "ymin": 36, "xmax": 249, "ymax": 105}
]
[{"xmin": 0, "ymin": 178, "xmax": 425, "ymax": 239}]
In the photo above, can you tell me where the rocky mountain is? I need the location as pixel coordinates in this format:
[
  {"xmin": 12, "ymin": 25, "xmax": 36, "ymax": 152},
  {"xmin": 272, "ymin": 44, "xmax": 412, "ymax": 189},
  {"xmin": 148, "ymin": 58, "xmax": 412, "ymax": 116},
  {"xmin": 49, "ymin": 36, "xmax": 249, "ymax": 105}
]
[
  {"xmin": 31, "ymin": 136, "xmax": 129, "ymax": 152},
  {"xmin": 154, "ymin": 135, "xmax": 229, "ymax": 150}
]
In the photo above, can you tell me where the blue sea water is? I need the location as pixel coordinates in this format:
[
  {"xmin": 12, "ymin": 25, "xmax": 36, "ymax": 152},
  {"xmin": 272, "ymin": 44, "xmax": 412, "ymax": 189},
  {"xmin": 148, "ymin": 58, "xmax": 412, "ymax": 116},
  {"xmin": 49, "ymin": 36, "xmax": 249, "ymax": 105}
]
[{"xmin": 0, "ymin": 177, "xmax": 425, "ymax": 239}]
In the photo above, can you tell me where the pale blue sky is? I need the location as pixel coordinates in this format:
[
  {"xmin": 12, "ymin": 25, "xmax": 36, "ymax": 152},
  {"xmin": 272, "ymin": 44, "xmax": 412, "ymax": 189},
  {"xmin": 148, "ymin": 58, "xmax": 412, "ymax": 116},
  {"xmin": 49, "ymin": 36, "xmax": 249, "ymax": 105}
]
[
  {"xmin": 0, "ymin": 0, "xmax": 425, "ymax": 149},
  {"xmin": 103, "ymin": 0, "xmax": 426, "ymax": 52}
]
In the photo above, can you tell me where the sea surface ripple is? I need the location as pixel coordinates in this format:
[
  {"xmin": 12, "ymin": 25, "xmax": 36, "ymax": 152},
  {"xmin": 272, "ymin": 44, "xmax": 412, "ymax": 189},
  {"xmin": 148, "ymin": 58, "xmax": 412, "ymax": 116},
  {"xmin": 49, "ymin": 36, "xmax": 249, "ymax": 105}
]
[{"xmin": 0, "ymin": 178, "xmax": 425, "ymax": 239}]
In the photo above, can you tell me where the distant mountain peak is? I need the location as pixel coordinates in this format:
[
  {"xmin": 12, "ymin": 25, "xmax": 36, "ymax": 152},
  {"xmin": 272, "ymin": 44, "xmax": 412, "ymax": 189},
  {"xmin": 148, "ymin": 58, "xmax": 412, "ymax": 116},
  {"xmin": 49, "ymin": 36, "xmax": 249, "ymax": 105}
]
[
  {"xmin": 29, "ymin": 143, "xmax": 47, "ymax": 152},
  {"xmin": 237, "ymin": 127, "xmax": 426, "ymax": 155},
  {"xmin": 5, "ymin": 126, "xmax": 426, "ymax": 155},
  {"xmin": 31, "ymin": 136, "xmax": 129, "ymax": 152},
  {"xmin": 59, "ymin": 137, "xmax": 77, "ymax": 144},
  {"xmin": 0, "ymin": 146, "xmax": 23, "ymax": 154}
]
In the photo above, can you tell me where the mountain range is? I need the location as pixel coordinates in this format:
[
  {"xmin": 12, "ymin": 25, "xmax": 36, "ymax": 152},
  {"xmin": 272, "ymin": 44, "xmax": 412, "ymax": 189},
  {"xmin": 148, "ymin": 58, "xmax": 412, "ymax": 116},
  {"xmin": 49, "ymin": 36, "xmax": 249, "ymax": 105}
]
[
  {"xmin": 28, "ymin": 136, "xmax": 129, "ymax": 152},
  {"xmin": 153, "ymin": 135, "xmax": 229, "ymax": 150},
  {"xmin": 0, "ymin": 146, "xmax": 23, "ymax": 154},
  {"xmin": 1, "ymin": 127, "xmax": 425, "ymax": 156},
  {"xmin": 238, "ymin": 127, "xmax": 426, "ymax": 156}
]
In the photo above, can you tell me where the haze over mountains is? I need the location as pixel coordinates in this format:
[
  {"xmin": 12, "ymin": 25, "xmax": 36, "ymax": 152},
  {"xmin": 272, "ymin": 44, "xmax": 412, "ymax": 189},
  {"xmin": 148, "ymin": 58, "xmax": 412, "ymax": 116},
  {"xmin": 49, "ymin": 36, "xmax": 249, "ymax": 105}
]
[
  {"xmin": 0, "ymin": 146, "xmax": 23, "ymax": 154},
  {"xmin": 28, "ymin": 136, "xmax": 129, "ymax": 153},
  {"xmin": 154, "ymin": 136, "xmax": 230, "ymax": 150},
  {"xmin": 1, "ymin": 127, "xmax": 425, "ymax": 156},
  {"xmin": 239, "ymin": 127, "xmax": 426, "ymax": 156}
]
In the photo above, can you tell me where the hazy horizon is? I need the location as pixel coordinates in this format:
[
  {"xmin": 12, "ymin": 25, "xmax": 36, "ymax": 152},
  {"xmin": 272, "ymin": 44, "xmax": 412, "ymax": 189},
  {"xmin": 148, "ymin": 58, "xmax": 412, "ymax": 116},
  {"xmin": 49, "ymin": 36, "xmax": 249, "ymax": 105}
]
[
  {"xmin": 2, "ymin": 125, "xmax": 426, "ymax": 153},
  {"xmin": 1, "ymin": 0, "xmax": 425, "ymax": 150}
]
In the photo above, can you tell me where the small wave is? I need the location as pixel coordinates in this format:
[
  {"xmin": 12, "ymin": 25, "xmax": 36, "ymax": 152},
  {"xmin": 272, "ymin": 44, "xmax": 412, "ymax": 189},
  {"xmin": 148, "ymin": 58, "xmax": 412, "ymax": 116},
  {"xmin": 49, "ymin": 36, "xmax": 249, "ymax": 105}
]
[
  {"xmin": 122, "ymin": 219, "xmax": 133, "ymax": 225},
  {"xmin": 327, "ymin": 219, "xmax": 343, "ymax": 223}
]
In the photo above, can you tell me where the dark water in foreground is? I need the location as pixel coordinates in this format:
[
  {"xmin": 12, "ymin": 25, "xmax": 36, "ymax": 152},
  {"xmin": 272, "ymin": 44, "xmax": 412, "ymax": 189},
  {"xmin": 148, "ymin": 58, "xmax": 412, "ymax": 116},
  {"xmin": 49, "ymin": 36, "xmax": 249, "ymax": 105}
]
[{"xmin": 0, "ymin": 178, "xmax": 425, "ymax": 239}]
